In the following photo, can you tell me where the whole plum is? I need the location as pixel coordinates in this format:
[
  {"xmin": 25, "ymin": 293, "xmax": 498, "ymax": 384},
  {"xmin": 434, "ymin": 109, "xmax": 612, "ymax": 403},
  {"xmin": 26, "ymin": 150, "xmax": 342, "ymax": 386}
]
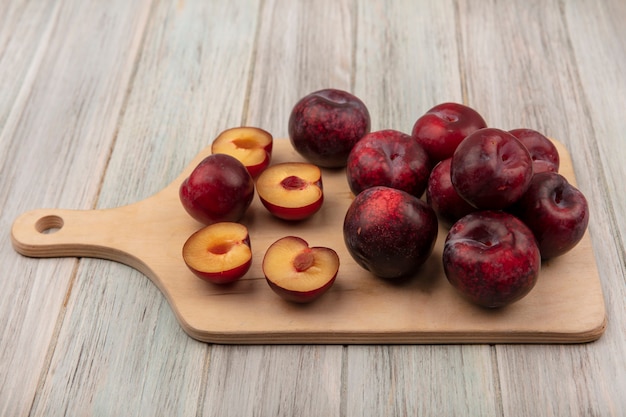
[
  {"xmin": 451, "ymin": 128, "xmax": 533, "ymax": 209},
  {"xmin": 443, "ymin": 211, "xmax": 541, "ymax": 308},
  {"xmin": 179, "ymin": 153, "xmax": 255, "ymax": 225},
  {"xmin": 288, "ymin": 88, "xmax": 371, "ymax": 168},
  {"xmin": 346, "ymin": 129, "xmax": 431, "ymax": 198},
  {"xmin": 510, "ymin": 172, "xmax": 589, "ymax": 259},
  {"xmin": 411, "ymin": 102, "xmax": 487, "ymax": 163},
  {"xmin": 343, "ymin": 186, "xmax": 438, "ymax": 279}
]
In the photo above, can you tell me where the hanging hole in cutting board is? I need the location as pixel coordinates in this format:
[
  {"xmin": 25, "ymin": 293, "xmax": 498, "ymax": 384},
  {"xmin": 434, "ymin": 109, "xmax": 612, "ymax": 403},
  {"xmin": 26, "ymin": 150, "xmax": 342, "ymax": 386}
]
[{"xmin": 35, "ymin": 215, "xmax": 64, "ymax": 234}]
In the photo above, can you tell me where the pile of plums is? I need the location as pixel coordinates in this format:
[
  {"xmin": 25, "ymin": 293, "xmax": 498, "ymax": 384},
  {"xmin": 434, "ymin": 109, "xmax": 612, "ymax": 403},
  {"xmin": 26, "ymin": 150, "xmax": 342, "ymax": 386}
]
[
  {"xmin": 178, "ymin": 88, "xmax": 589, "ymax": 308},
  {"xmin": 342, "ymin": 98, "xmax": 588, "ymax": 308}
]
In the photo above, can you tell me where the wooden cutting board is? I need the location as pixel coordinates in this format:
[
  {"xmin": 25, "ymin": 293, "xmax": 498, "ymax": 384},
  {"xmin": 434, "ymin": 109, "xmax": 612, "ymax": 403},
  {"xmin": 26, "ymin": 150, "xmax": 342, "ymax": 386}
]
[{"xmin": 11, "ymin": 139, "xmax": 607, "ymax": 344}]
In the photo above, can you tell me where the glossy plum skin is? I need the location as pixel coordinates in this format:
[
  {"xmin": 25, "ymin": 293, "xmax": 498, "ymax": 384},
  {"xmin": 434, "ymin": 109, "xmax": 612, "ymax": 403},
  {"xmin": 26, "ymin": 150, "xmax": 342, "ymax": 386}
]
[
  {"xmin": 411, "ymin": 102, "xmax": 487, "ymax": 163},
  {"xmin": 288, "ymin": 89, "xmax": 371, "ymax": 168},
  {"xmin": 426, "ymin": 158, "xmax": 477, "ymax": 226},
  {"xmin": 343, "ymin": 186, "xmax": 438, "ymax": 279},
  {"xmin": 510, "ymin": 172, "xmax": 589, "ymax": 259},
  {"xmin": 346, "ymin": 129, "xmax": 431, "ymax": 198},
  {"xmin": 443, "ymin": 211, "xmax": 541, "ymax": 308},
  {"xmin": 260, "ymin": 196, "xmax": 323, "ymax": 221},
  {"xmin": 179, "ymin": 153, "xmax": 255, "ymax": 225},
  {"xmin": 266, "ymin": 278, "xmax": 336, "ymax": 304},
  {"xmin": 509, "ymin": 128, "xmax": 560, "ymax": 174},
  {"xmin": 451, "ymin": 128, "xmax": 533, "ymax": 209}
]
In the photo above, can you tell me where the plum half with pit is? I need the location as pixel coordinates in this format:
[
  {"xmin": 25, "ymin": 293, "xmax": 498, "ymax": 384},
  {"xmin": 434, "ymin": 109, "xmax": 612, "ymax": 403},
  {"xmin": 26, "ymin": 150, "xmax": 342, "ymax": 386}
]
[
  {"xmin": 288, "ymin": 88, "xmax": 371, "ymax": 168},
  {"xmin": 510, "ymin": 171, "xmax": 589, "ymax": 259},
  {"xmin": 346, "ymin": 129, "xmax": 431, "ymax": 198},
  {"xmin": 411, "ymin": 102, "xmax": 487, "ymax": 163},
  {"xmin": 343, "ymin": 186, "xmax": 438, "ymax": 279},
  {"xmin": 443, "ymin": 210, "xmax": 541, "ymax": 308},
  {"xmin": 451, "ymin": 128, "xmax": 533, "ymax": 209},
  {"xmin": 256, "ymin": 162, "xmax": 324, "ymax": 221},
  {"xmin": 262, "ymin": 236, "xmax": 339, "ymax": 303}
]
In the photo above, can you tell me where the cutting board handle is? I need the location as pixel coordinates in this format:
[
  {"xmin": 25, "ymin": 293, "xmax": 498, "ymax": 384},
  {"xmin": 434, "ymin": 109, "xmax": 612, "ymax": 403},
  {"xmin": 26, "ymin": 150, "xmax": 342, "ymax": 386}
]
[{"xmin": 10, "ymin": 207, "xmax": 147, "ymax": 271}]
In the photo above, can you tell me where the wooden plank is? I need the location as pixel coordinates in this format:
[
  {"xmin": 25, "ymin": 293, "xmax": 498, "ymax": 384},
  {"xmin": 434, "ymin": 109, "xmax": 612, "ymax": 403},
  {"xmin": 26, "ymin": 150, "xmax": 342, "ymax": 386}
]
[
  {"xmin": 565, "ymin": 0, "xmax": 626, "ymax": 253},
  {"xmin": 245, "ymin": 0, "xmax": 354, "ymax": 137},
  {"xmin": 353, "ymin": 0, "xmax": 466, "ymax": 132},
  {"xmin": 202, "ymin": 345, "xmax": 342, "ymax": 416},
  {"xmin": 456, "ymin": 0, "xmax": 626, "ymax": 415},
  {"xmin": 346, "ymin": 345, "xmax": 499, "ymax": 417},
  {"xmin": 0, "ymin": 0, "xmax": 153, "ymax": 415},
  {"xmin": 27, "ymin": 0, "xmax": 261, "ymax": 415},
  {"xmin": 0, "ymin": 0, "xmax": 59, "ymax": 131}
]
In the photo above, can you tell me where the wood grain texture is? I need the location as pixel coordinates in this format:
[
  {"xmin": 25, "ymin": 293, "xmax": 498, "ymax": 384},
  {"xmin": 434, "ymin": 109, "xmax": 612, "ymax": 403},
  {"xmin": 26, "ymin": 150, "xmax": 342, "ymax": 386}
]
[
  {"xmin": 354, "ymin": 0, "xmax": 464, "ymax": 132},
  {"xmin": 0, "ymin": 0, "xmax": 59, "ymax": 131},
  {"xmin": 202, "ymin": 345, "xmax": 343, "ymax": 417},
  {"xmin": 1, "ymin": 0, "xmax": 625, "ymax": 415},
  {"xmin": 245, "ymin": 0, "xmax": 354, "ymax": 137},
  {"xmin": 0, "ymin": 0, "xmax": 152, "ymax": 415},
  {"xmin": 345, "ymin": 345, "xmax": 500, "ymax": 417},
  {"xmin": 27, "ymin": 0, "xmax": 261, "ymax": 415}
]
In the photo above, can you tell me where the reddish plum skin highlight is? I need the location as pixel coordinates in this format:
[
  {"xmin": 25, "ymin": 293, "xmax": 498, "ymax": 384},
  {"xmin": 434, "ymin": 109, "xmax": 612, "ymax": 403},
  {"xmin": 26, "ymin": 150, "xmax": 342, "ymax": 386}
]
[
  {"xmin": 411, "ymin": 102, "xmax": 487, "ymax": 163},
  {"xmin": 509, "ymin": 128, "xmax": 560, "ymax": 174},
  {"xmin": 426, "ymin": 158, "xmax": 477, "ymax": 226},
  {"xmin": 288, "ymin": 89, "xmax": 371, "ymax": 168},
  {"xmin": 443, "ymin": 211, "xmax": 541, "ymax": 308},
  {"xmin": 343, "ymin": 186, "xmax": 438, "ymax": 279},
  {"xmin": 451, "ymin": 128, "xmax": 533, "ymax": 210},
  {"xmin": 346, "ymin": 129, "xmax": 431, "ymax": 198},
  {"xmin": 179, "ymin": 154, "xmax": 255, "ymax": 225},
  {"xmin": 265, "ymin": 279, "xmax": 336, "ymax": 304},
  {"xmin": 260, "ymin": 198, "xmax": 324, "ymax": 222}
]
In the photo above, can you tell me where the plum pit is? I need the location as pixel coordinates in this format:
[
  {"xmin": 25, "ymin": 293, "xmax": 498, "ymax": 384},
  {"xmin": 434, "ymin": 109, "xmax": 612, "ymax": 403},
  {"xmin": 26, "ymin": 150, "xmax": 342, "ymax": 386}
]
[
  {"xmin": 280, "ymin": 175, "xmax": 308, "ymax": 191},
  {"xmin": 293, "ymin": 249, "xmax": 315, "ymax": 272}
]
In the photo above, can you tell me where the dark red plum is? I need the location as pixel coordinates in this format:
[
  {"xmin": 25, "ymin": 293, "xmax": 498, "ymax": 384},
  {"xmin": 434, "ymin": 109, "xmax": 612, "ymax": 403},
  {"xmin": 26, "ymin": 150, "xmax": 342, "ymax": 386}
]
[
  {"xmin": 509, "ymin": 128, "xmax": 560, "ymax": 174},
  {"xmin": 426, "ymin": 158, "xmax": 477, "ymax": 226},
  {"xmin": 451, "ymin": 128, "xmax": 533, "ymax": 209},
  {"xmin": 343, "ymin": 186, "xmax": 438, "ymax": 279},
  {"xmin": 346, "ymin": 129, "xmax": 431, "ymax": 198},
  {"xmin": 411, "ymin": 102, "xmax": 487, "ymax": 163},
  {"xmin": 288, "ymin": 88, "xmax": 371, "ymax": 168},
  {"xmin": 510, "ymin": 172, "xmax": 589, "ymax": 259},
  {"xmin": 443, "ymin": 211, "xmax": 541, "ymax": 308},
  {"xmin": 179, "ymin": 153, "xmax": 255, "ymax": 225}
]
